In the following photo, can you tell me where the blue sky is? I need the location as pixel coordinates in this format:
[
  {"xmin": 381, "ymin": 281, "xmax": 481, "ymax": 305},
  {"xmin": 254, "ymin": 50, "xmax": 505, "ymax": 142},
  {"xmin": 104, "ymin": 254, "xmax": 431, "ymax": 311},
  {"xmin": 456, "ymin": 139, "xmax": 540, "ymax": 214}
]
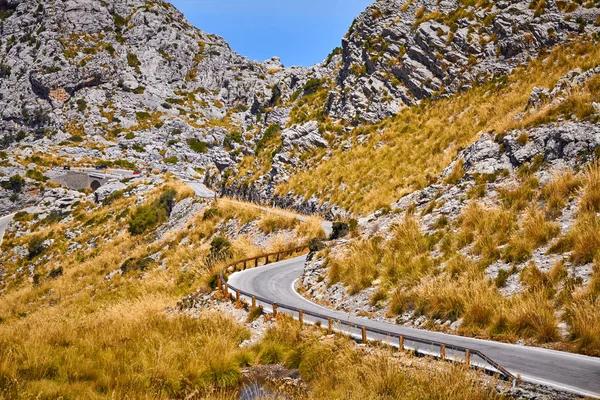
[{"xmin": 170, "ymin": 0, "xmax": 372, "ymax": 67}]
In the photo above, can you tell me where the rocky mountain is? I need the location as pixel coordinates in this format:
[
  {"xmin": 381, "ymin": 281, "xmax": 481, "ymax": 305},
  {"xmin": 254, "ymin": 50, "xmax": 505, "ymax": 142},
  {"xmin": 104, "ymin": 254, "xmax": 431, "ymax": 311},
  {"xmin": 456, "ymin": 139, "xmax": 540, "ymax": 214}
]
[
  {"xmin": 0, "ymin": 0, "xmax": 337, "ymax": 183},
  {"xmin": 328, "ymin": 0, "xmax": 600, "ymax": 123},
  {"xmin": 1, "ymin": 0, "xmax": 600, "ymax": 217}
]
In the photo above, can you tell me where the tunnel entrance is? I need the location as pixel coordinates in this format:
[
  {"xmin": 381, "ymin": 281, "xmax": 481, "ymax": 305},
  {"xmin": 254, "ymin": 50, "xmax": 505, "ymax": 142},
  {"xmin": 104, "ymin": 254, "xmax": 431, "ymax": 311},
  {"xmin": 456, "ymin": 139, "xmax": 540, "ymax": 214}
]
[{"xmin": 90, "ymin": 180, "xmax": 101, "ymax": 191}]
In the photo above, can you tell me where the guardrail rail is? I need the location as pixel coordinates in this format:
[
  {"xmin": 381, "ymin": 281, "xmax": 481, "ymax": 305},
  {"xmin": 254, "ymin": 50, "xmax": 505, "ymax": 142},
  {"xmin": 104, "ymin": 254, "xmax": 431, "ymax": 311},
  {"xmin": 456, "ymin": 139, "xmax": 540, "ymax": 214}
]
[{"xmin": 218, "ymin": 246, "xmax": 517, "ymax": 384}]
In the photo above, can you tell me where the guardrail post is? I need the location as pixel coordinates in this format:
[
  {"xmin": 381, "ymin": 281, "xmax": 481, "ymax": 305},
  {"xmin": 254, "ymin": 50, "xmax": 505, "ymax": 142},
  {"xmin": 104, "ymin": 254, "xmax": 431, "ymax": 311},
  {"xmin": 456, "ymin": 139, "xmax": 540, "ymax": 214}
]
[
  {"xmin": 440, "ymin": 344, "xmax": 446, "ymax": 361},
  {"xmin": 252, "ymin": 296, "xmax": 256, "ymax": 308},
  {"xmin": 328, "ymin": 318, "xmax": 333, "ymax": 334},
  {"xmin": 272, "ymin": 303, "xmax": 277, "ymax": 317},
  {"xmin": 276, "ymin": 253, "xmax": 280, "ymax": 262},
  {"xmin": 235, "ymin": 290, "xmax": 240, "ymax": 302},
  {"xmin": 255, "ymin": 258, "xmax": 258, "ymax": 267},
  {"xmin": 362, "ymin": 326, "xmax": 367, "ymax": 343},
  {"xmin": 465, "ymin": 349, "xmax": 470, "ymax": 366},
  {"xmin": 399, "ymin": 335, "xmax": 404, "ymax": 351},
  {"xmin": 299, "ymin": 310, "xmax": 303, "ymax": 326},
  {"xmin": 266, "ymin": 255, "xmax": 269, "ymax": 264},
  {"xmin": 243, "ymin": 260, "xmax": 247, "ymax": 270},
  {"xmin": 217, "ymin": 276, "xmax": 222, "ymax": 291}
]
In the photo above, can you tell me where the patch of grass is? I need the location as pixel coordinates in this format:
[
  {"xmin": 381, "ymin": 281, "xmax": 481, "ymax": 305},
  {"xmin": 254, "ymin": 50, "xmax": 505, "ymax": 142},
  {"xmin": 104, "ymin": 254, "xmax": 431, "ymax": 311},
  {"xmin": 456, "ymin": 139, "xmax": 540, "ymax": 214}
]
[
  {"xmin": 257, "ymin": 214, "xmax": 298, "ymax": 234},
  {"xmin": 128, "ymin": 188, "xmax": 176, "ymax": 235},
  {"xmin": 187, "ymin": 138, "xmax": 208, "ymax": 153},
  {"xmin": 246, "ymin": 306, "xmax": 263, "ymax": 323}
]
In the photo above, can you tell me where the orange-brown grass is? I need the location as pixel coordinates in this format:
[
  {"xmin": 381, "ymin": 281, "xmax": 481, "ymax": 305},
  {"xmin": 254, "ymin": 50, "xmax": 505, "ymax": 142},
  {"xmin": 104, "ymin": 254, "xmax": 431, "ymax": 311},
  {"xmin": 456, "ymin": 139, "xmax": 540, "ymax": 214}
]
[
  {"xmin": 0, "ymin": 179, "xmax": 325, "ymax": 399},
  {"xmin": 325, "ymin": 165, "xmax": 600, "ymax": 353},
  {"xmin": 277, "ymin": 39, "xmax": 600, "ymax": 215},
  {"xmin": 257, "ymin": 317, "xmax": 503, "ymax": 400}
]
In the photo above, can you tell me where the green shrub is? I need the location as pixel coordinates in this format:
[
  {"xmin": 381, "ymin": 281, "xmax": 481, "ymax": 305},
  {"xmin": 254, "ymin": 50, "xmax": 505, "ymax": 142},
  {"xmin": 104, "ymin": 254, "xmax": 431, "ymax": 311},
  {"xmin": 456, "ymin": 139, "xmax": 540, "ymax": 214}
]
[
  {"xmin": 120, "ymin": 257, "xmax": 155, "ymax": 273},
  {"xmin": 27, "ymin": 236, "xmax": 46, "ymax": 260},
  {"xmin": 1, "ymin": 175, "xmax": 25, "ymax": 193},
  {"xmin": 127, "ymin": 52, "xmax": 140, "ymax": 70},
  {"xmin": 303, "ymin": 78, "xmax": 326, "ymax": 95},
  {"xmin": 128, "ymin": 188, "xmax": 176, "ymax": 235},
  {"xmin": 113, "ymin": 13, "xmax": 126, "ymax": 28},
  {"xmin": 164, "ymin": 156, "xmax": 178, "ymax": 164},
  {"xmin": 309, "ymin": 238, "xmax": 326, "ymax": 252},
  {"xmin": 135, "ymin": 111, "xmax": 150, "ymax": 120},
  {"xmin": 103, "ymin": 190, "xmax": 125, "ymax": 206},
  {"xmin": 187, "ymin": 138, "xmax": 208, "ymax": 153},
  {"xmin": 495, "ymin": 269, "xmax": 510, "ymax": 288},
  {"xmin": 25, "ymin": 169, "xmax": 47, "ymax": 182},
  {"xmin": 202, "ymin": 207, "xmax": 220, "ymax": 221},
  {"xmin": 76, "ymin": 99, "xmax": 87, "ymax": 112},
  {"xmin": 256, "ymin": 124, "xmax": 281, "ymax": 153},
  {"xmin": 330, "ymin": 222, "xmax": 349, "ymax": 240},
  {"xmin": 209, "ymin": 236, "xmax": 232, "ymax": 260},
  {"xmin": 48, "ymin": 266, "xmax": 63, "ymax": 279}
]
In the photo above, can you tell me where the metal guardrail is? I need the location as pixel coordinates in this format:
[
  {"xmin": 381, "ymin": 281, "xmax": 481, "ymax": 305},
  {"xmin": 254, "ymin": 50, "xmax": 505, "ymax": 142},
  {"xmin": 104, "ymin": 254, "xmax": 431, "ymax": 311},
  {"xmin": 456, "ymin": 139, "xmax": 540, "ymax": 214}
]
[{"xmin": 219, "ymin": 247, "xmax": 517, "ymax": 384}]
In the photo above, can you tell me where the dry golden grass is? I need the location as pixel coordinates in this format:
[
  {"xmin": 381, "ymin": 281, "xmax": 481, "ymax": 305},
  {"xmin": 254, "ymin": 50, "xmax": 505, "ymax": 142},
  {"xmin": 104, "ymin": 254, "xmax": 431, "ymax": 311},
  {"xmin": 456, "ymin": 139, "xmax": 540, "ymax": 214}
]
[
  {"xmin": 258, "ymin": 213, "xmax": 299, "ymax": 234},
  {"xmin": 326, "ymin": 164, "xmax": 600, "ymax": 353},
  {"xmin": 295, "ymin": 216, "xmax": 326, "ymax": 239},
  {"xmin": 565, "ymin": 296, "xmax": 600, "ymax": 356},
  {"xmin": 277, "ymin": 39, "xmax": 600, "ymax": 215},
  {"xmin": 257, "ymin": 318, "xmax": 503, "ymax": 400},
  {"xmin": 580, "ymin": 161, "xmax": 600, "ymax": 214},
  {"xmin": 0, "ymin": 178, "xmax": 328, "ymax": 399}
]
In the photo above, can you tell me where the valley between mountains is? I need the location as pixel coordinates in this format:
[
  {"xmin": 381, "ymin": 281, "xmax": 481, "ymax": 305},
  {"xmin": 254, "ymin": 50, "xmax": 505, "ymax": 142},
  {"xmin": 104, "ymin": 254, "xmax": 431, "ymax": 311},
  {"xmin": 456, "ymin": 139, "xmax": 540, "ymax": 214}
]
[{"xmin": 1, "ymin": 0, "xmax": 600, "ymax": 398}]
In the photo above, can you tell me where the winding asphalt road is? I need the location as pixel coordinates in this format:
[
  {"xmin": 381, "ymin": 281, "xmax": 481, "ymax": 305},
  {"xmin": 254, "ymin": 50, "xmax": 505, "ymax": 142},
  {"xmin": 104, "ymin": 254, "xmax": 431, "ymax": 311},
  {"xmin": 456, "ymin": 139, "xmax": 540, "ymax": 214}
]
[
  {"xmin": 0, "ymin": 213, "xmax": 14, "ymax": 248},
  {"xmin": 228, "ymin": 255, "xmax": 600, "ymax": 398}
]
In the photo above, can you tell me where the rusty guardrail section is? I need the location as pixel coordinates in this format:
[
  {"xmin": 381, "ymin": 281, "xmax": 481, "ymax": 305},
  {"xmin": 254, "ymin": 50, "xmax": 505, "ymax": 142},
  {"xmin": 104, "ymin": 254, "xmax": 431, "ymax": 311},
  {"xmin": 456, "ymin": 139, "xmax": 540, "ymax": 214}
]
[{"xmin": 219, "ymin": 246, "xmax": 518, "ymax": 384}]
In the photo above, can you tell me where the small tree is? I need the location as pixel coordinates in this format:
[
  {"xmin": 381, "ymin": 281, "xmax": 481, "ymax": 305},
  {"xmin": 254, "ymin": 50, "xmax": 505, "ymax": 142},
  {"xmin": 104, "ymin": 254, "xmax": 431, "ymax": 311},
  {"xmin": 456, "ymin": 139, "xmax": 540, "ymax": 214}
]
[
  {"xmin": 28, "ymin": 236, "xmax": 46, "ymax": 260},
  {"xmin": 1, "ymin": 174, "xmax": 25, "ymax": 193},
  {"xmin": 208, "ymin": 236, "xmax": 232, "ymax": 262},
  {"xmin": 329, "ymin": 222, "xmax": 349, "ymax": 240}
]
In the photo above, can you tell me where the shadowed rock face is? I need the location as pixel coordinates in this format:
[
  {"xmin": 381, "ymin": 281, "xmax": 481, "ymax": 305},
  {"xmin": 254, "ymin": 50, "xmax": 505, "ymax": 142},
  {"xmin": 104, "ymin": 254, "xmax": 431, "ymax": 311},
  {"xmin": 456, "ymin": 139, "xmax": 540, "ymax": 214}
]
[{"xmin": 327, "ymin": 0, "xmax": 600, "ymax": 123}]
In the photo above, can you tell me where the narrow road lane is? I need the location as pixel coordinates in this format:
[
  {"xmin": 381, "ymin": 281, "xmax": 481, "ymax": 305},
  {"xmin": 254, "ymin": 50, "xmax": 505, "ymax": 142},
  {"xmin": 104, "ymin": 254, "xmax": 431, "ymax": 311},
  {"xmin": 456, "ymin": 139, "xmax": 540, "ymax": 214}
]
[
  {"xmin": 0, "ymin": 213, "xmax": 15, "ymax": 248},
  {"xmin": 228, "ymin": 255, "xmax": 600, "ymax": 398}
]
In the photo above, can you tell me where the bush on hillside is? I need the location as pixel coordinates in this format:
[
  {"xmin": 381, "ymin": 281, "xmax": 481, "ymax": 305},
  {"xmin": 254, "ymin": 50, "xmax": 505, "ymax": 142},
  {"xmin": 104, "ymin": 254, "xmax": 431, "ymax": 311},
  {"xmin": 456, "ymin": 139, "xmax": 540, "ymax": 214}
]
[
  {"xmin": 187, "ymin": 138, "xmax": 208, "ymax": 153},
  {"xmin": 128, "ymin": 188, "xmax": 176, "ymax": 235},
  {"xmin": 329, "ymin": 222, "xmax": 349, "ymax": 240},
  {"xmin": 309, "ymin": 238, "xmax": 326, "ymax": 252},
  {"xmin": 27, "ymin": 236, "xmax": 46, "ymax": 260},
  {"xmin": 209, "ymin": 236, "xmax": 232, "ymax": 261},
  {"xmin": 1, "ymin": 174, "xmax": 25, "ymax": 193}
]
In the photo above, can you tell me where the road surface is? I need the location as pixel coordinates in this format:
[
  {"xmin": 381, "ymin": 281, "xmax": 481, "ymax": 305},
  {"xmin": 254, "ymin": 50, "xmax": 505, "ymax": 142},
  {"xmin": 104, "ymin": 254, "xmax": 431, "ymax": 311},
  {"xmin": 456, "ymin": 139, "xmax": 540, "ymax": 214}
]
[
  {"xmin": 185, "ymin": 181, "xmax": 216, "ymax": 199},
  {"xmin": 0, "ymin": 213, "xmax": 15, "ymax": 248},
  {"xmin": 228, "ymin": 255, "xmax": 600, "ymax": 398}
]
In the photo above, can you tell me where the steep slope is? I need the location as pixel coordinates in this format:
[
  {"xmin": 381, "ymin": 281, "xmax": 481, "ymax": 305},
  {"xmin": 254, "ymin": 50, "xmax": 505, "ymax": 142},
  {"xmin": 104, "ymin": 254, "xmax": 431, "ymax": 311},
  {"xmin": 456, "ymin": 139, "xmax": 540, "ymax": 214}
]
[
  {"xmin": 0, "ymin": 0, "xmax": 336, "ymax": 180},
  {"xmin": 328, "ymin": 0, "xmax": 600, "ymax": 122}
]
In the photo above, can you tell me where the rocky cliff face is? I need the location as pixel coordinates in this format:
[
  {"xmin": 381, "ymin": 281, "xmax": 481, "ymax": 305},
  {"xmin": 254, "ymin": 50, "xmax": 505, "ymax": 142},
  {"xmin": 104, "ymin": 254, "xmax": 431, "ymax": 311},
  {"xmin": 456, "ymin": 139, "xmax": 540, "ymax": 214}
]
[
  {"xmin": 327, "ymin": 0, "xmax": 600, "ymax": 123},
  {"xmin": 0, "ymin": 0, "xmax": 335, "ymax": 175}
]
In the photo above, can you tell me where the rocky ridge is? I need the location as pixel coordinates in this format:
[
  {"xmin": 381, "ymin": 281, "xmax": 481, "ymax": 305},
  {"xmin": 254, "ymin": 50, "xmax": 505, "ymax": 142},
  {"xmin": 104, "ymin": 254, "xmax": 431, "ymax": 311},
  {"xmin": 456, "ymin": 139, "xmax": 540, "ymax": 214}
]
[{"xmin": 328, "ymin": 0, "xmax": 600, "ymax": 123}]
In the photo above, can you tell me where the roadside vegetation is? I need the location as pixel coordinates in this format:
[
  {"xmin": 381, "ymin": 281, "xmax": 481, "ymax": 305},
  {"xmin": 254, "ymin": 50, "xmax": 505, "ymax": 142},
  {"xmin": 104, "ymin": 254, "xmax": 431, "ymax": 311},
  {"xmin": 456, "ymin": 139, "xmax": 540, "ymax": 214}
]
[
  {"xmin": 325, "ymin": 162, "xmax": 600, "ymax": 356},
  {"xmin": 252, "ymin": 317, "xmax": 504, "ymax": 400}
]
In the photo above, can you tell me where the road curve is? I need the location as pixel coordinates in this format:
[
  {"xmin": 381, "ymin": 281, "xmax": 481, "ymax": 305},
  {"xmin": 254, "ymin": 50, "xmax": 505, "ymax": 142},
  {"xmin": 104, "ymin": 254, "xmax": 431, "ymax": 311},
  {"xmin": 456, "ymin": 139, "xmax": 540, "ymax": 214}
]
[
  {"xmin": 0, "ymin": 213, "xmax": 15, "ymax": 248},
  {"xmin": 228, "ymin": 255, "xmax": 600, "ymax": 398},
  {"xmin": 185, "ymin": 181, "xmax": 216, "ymax": 199}
]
